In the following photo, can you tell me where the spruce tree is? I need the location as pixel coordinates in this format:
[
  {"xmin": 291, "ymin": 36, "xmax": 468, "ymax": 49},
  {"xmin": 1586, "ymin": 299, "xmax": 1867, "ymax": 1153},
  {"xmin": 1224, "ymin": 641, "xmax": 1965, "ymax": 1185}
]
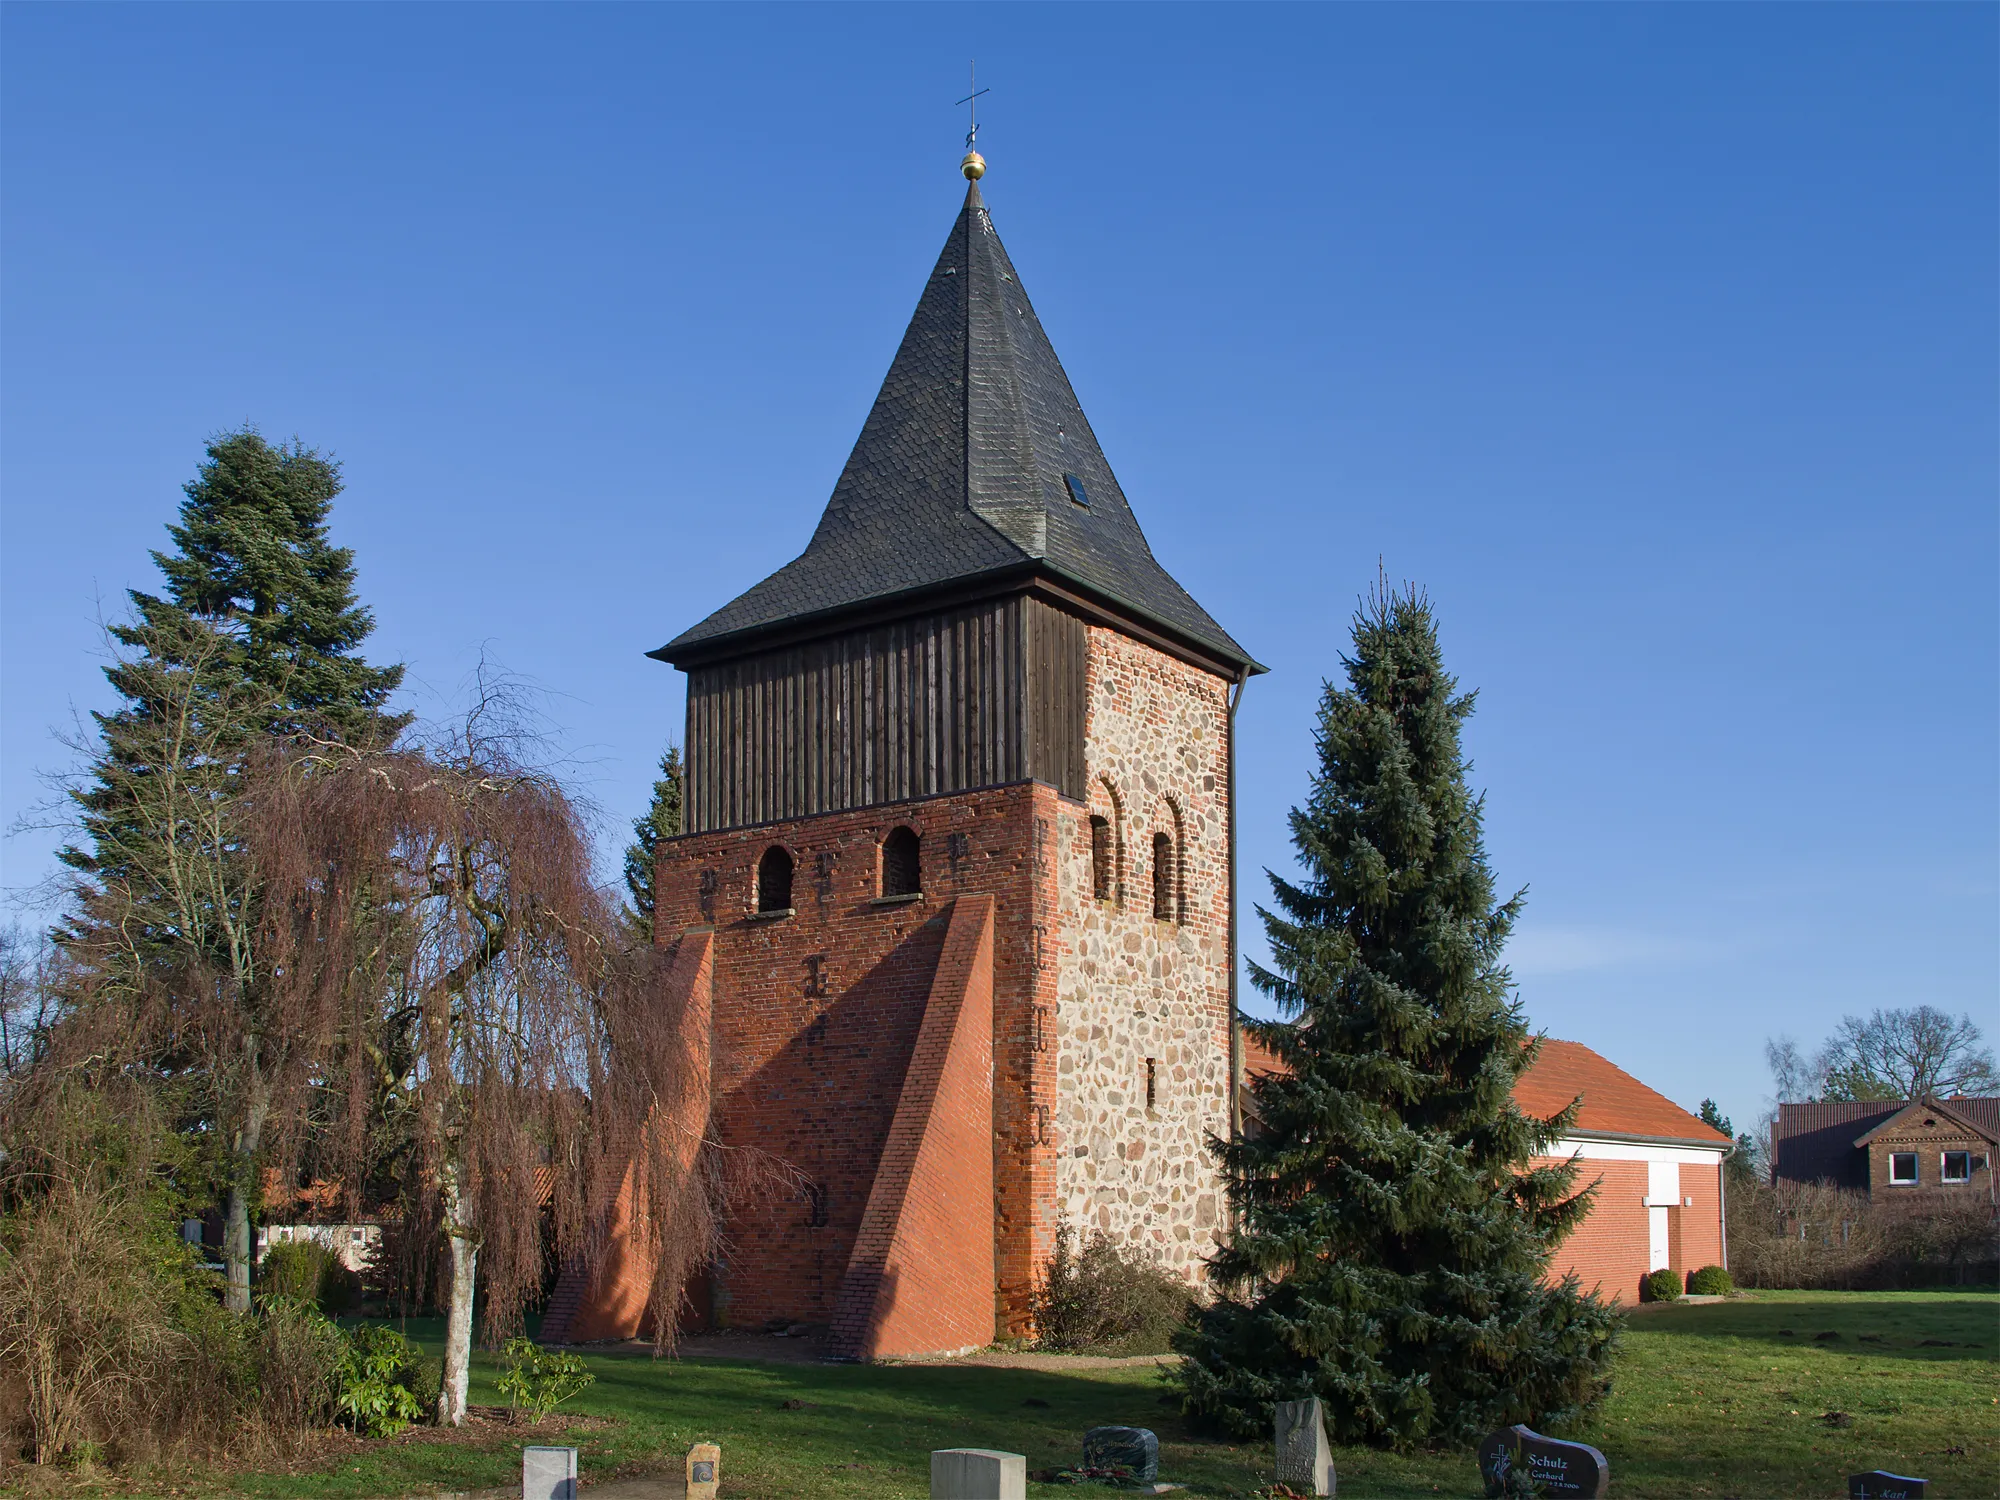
[
  {"xmin": 623, "ymin": 746, "xmax": 684, "ymax": 941},
  {"xmin": 59, "ymin": 429, "xmax": 406, "ymax": 1311},
  {"xmin": 1177, "ymin": 585, "xmax": 1616, "ymax": 1448}
]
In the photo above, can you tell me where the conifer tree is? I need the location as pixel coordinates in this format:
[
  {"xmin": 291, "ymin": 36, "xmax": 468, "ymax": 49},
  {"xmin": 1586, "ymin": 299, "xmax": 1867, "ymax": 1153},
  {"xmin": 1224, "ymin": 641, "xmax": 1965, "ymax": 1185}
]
[
  {"xmin": 59, "ymin": 429, "xmax": 405, "ymax": 1312},
  {"xmin": 1177, "ymin": 585, "xmax": 1616, "ymax": 1448},
  {"xmin": 622, "ymin": 746, "xmax": 683, "ymax": 941}
]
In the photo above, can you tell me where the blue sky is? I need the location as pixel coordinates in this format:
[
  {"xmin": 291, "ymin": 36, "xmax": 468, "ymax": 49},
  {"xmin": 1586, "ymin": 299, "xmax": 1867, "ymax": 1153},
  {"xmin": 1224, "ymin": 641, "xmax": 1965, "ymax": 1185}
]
[{"xmin": 3, "ymin": 5, "xmax": 1993, "ymax": 1136}]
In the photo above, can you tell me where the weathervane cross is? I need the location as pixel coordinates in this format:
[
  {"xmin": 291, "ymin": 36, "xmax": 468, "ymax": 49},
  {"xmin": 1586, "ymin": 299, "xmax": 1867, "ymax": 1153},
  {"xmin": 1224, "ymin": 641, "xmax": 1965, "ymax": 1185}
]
[{"xmin": 956, "ymin": 60, "xmax": 989, "ymax": 151}]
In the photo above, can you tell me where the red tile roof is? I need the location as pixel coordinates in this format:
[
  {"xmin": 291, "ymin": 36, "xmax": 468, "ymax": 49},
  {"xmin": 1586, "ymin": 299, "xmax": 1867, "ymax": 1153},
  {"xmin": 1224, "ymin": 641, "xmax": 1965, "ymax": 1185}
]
[
  {"xmin": 1512, "ymin": 1038, "xmax": 1729, "ymax": 1145},
  {"xmin": 1239, "ymin": 1029, "xmax": 1729, "ymax": 1147}
]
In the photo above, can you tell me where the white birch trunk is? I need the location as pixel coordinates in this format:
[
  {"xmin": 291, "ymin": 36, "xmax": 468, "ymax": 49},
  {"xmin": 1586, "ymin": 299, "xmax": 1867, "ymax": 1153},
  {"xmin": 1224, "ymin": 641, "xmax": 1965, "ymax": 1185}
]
[
  {"xmin": 438, "ymin": 1160, "xmax": 478, "ymax": 1427},
  {"xmin": 222, "ymin": 1087, "xmax": 270, "ymax": 1315}
]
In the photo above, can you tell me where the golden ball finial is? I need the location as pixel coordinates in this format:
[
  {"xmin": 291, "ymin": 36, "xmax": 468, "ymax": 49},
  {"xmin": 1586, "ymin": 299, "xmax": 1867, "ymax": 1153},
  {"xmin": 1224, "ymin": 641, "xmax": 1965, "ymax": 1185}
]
[{"xmin": 961, "ymin": 150, "xmax": 986, "ymax": 181}]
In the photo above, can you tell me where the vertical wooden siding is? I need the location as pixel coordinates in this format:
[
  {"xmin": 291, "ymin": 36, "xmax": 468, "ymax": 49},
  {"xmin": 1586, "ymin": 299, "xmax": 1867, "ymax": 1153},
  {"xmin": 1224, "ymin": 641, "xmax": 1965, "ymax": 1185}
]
[{"xmin": 683, "ymin": 594, "xmax": 1087, "ymax": 832}]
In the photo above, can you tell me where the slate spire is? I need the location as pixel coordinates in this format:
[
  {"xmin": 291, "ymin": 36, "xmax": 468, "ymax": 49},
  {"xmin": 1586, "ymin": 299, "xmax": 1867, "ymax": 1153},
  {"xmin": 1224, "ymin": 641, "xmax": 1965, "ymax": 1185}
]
[{"xmin": 657, "ymin": 179, "xmax": 1258, "ymax": 673}]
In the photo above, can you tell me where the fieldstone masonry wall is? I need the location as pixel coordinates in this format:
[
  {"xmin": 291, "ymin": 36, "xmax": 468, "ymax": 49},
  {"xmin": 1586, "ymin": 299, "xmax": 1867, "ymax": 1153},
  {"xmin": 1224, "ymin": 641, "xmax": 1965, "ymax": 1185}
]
[{"xmin": 1053, "ymin": 626, "xmax": 1233, "ymax": 1281}]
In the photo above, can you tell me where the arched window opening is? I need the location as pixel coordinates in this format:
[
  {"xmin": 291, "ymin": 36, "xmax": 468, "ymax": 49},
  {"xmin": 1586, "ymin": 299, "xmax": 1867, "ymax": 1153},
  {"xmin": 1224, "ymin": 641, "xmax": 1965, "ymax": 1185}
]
[
  {"xmin": 1090, "ymin": 816, "xmax": 1114, "ymax": 903},
  {"xmin": 1152, "ymin": 831, "xmax": 1176, "ymax": 922},
  {"xmin": 757, "ymin": 846, "xmax": 794, "ymax": 914},
  {"xmin": 881, "ymin": 826, "xmax": 921, "ymax": 898}
]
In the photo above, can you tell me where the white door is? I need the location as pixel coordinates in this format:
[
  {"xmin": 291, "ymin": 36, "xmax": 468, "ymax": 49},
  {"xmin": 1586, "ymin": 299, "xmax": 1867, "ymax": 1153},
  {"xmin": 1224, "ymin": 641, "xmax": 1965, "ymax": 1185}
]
[
  {"xmin": 1646, "ymin": 1160, "xmax": 1678, "ymax": 1271},
  {"xmin": 1647, "ymin": 1205, "xmax": 1670, "ymax": 1271}
]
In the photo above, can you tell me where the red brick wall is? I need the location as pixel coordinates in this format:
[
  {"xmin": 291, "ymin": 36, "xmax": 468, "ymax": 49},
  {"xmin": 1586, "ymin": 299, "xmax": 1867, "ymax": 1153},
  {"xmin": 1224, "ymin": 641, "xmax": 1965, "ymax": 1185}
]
[
  {"xmin": 1541, "ymin": 1157, "xmax": 1649, "ymax": 1304},
  {"xmin": 1677, "ymin": 1160, "xmax": 1723, "ymax": 1274},
  {"xmin": 651, "ymin": 780, "xmax": 1064, "ymax": 1334},
  {"xmin": 1537, "ymin": 1154, "xmax": 1727, "ymax": 1304},
  {"xmin": 546, "ymin": 931, "xmax": 716, "ymax": 1344},
  {"xmin": 830, "ymin": 894, "xmax": 996, "ymax": 1358}
]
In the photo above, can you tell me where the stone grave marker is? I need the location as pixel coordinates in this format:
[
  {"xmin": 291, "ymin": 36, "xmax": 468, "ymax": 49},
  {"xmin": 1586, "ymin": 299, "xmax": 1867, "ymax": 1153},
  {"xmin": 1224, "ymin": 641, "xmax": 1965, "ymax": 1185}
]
[
  {"xmin": 686, "ymin": 1441, "xmax": 721, "ymax": 1500},
  {"xmin": 1275, "ymin": 1397, "xmax": 1335, "ymax": 1496},
  {"xmin": 931, "ymin": 1447, "xmax": 1027, "ymax": 1500},
  {"xmin": 1849, "ymin": 1473, "xmax": 1927, "ymax": 1499},
  {"xmin": 1081, "ymin": 1425, "xmax": 1160, "ymax": 1483},
  {"xmin": 1476, "ymin": 1425, "xmax": 1609, "ymax": 1499},
  {"xmin": 522, "ymin": 1445, "xmax": 578, "ymax": 1500}
]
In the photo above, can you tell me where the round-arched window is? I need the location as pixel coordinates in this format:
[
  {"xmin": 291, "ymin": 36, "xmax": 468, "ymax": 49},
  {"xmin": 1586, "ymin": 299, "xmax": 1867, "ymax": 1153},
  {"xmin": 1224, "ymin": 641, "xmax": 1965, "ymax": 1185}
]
[
  {"xmin": 757, "ymin": 846, "xmax": 794, "ymax": 913},
  {"xmin": 881, "ymin": 826, "xmax": 921, "ymax": 898},
  {"xmin": 1152, "ymin": 831, "xmax": 1176, "ymax": 922}
]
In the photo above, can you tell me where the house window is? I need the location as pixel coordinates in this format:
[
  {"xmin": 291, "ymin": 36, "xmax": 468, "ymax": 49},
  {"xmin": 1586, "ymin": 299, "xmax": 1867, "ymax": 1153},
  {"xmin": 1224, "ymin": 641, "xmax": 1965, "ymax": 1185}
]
[
  {"xmin": 757, "ymin": 846, "xmax": 794, "ymax": 913},
  {"xmin": 1888, "ymin": 1151, "xmax": 1918, "ymax": 1185},
  {"xmin": 1942, "ymin": 1151, "xmax": 1972, "ymax": 1183},
  {"xmin": 1152, "ymin": 832, "xmax": 1176, "ymax": 922},
  {"xmin": 881, "ymin": 826, "xmax": 921, "ymax": 898},
  {"xmin": 1090, "ymin": 816, "xmax": 1113, "ymax": 902}
]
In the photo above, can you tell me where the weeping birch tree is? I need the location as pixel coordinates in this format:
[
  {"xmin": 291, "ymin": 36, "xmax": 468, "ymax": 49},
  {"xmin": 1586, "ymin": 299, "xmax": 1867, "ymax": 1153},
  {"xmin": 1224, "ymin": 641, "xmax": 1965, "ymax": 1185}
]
[{"xmin": 249, "ymin": 702, "xmax": 731, "ymax": 1424}]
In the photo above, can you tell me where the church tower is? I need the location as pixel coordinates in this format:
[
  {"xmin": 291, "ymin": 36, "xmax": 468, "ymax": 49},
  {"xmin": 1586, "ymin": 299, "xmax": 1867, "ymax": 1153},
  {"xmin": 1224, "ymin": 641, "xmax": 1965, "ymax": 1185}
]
[{"xmin": 560, "ymin": 161, "xmax": 1262, "ymax": 1358}]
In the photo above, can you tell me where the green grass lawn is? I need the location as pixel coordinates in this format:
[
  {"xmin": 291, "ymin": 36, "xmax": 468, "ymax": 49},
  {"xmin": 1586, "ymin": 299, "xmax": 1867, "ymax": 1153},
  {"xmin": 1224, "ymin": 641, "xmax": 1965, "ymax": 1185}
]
[{"xmin": 111, "ymin": 1290, "xmax": 2000, "ymax": 1499}]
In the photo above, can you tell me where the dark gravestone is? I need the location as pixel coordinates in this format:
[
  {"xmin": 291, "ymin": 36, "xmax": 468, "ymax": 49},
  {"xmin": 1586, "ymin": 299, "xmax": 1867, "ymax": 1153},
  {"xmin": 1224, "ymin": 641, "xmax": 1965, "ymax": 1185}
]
[
  {"xmin": 1081, "ymin": 1426, "xmax": 1160, "ymax": 1483},
  {"xmin": 1849, "ymin": 1473, "xmax": 1927, "ymax": 1499},
  {"xmin": 1477, "ymin": 1425, "xmax": 1610, "ymax": 1499}
]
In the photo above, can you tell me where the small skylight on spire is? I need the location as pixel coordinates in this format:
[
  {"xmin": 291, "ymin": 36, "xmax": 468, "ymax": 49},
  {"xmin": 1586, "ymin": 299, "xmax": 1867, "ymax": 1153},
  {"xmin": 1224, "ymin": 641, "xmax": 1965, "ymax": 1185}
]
[{"xmin": 1064, "ymin": 473, "xmax": 1090, "ymax": 508}]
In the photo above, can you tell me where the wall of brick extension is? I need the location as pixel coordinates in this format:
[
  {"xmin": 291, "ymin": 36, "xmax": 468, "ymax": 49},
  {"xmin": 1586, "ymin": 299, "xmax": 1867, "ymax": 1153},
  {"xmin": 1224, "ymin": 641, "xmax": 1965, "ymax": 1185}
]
[
  {"xmin": 1053, "ymin": 626, "xmax": 1233, "ymax": 1279},
  {"xmin": 1538, "ymin": 1148, "xmax": 1725, "ymax": 1304},
  {"xmin": 828, "ymin": 894, "xmax": 996, "ymax": 1359}
]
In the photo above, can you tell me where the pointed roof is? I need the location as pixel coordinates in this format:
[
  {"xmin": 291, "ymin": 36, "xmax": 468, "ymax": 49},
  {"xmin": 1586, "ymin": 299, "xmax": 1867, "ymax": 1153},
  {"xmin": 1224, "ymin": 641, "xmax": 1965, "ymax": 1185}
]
[{"xmin": 654, "ymin": 181, "xmax": 1260, "ymax": 674}]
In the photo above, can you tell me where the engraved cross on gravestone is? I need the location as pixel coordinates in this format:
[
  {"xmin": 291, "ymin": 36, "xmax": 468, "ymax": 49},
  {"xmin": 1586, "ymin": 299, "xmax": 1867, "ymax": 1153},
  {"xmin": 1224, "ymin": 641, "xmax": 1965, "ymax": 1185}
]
[{"xmin": 1477, "ymin": 1426, "xmax": 1609, "ymax": 1499}]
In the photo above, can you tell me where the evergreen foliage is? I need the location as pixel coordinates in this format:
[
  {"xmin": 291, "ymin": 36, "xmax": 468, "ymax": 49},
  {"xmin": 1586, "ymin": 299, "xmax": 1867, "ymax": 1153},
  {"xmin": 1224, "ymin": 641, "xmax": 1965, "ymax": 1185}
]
[
  {"xmin": 1176, "ymin": 585, "xmax": 1616, "ymax": 1448},
  {"xmin": 623, "ymin": 746, "xmax": 684, "ymax": 940},
  {"xmin": 54, "ymin": 429, "xmax": 405, "ymax": 1311},
  {"xmin": 62, "ymin": 429, "xmax": 406, "ymax": 894}
]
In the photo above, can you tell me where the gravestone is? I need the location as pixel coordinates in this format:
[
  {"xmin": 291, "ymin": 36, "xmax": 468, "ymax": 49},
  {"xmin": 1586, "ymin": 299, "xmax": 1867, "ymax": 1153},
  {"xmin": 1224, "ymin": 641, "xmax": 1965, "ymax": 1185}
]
[
  {"xmin": 931, "ymin": 1448, "xmax": 1027, "ymax": 1500},
  {"xmin": 686, "ymin": 1441, "xmax": 721, "ymax": 1500},
  {"xmin": 1274, "ymin": 1397, "xmax": 1335, "ymax": 1496},
  {"xmin": 1082, "ymin": 1426, "xmax": 1160, "ymax": 1482},
  {"xmin": 522, "ymin": 1446, "xmax": 578, "ymax": 1500},
  {"xmin": 1849, "ymin": 1473, "xmax": 1927, "ymax": 1499},
  {"xmin": 1476, "ymin": 1425, "xmax": 1609, "ymax": 1499}
]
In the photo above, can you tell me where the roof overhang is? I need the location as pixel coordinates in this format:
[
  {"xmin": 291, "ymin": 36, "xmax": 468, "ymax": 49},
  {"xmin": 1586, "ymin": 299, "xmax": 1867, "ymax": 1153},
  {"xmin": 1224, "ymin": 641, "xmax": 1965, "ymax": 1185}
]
[
  {"xmin": 652, "ymin": 561, "xmax": 1267, "ymax": 680},
  {"xmin": 1558, "ymin": 1128, "xmax": 1732, "ymax": 1153}
]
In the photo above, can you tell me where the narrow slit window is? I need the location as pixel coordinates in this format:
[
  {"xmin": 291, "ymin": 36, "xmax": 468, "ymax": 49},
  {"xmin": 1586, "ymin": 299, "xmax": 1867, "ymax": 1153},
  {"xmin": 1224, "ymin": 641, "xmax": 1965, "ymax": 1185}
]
[
  {"xmin": 1090, "ymin": 816, "xmax": 1113, "ymax": 902},
  {"xmin": 1152, "ymin": 831, "xmax": 1176, "ymax": 922},
  {"xmin": 1942, "ymin": 1151, "xmax": 1971, "ymax": 1183},
  {"xmin": 881, "ymin": 826, "xmax": 921, "ymax": 897},
  {"xmin": 1145, "ymin": 1057, "xmax": 1157, "ymax": 1112},
  {"xmin": 757, "ymin": 846, "xmax": 794, "ymax": 913},
  {"xmin": 1889, "ymin": 1151, "xmax": 1918, "ymax": 1185}
]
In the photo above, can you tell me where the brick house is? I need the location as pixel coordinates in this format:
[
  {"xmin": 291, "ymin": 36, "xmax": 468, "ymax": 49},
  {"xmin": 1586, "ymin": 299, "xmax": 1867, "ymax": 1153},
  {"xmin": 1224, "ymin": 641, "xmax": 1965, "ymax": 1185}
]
[
  {"xmin": 1240, "ymin": 1033, "xmax": 1733, "ymax": 1304},
  {"xmin": 1773, "ymin": 1097, "xmax": 1997, "ymax": 1205},
  {"xmin": 542, "ymin": 159, "xmax": 1264, "ymax": 1358},
  {"xmin": 1511, "ymin": 1040, "xmax": 1732, "ymax": 1301}
]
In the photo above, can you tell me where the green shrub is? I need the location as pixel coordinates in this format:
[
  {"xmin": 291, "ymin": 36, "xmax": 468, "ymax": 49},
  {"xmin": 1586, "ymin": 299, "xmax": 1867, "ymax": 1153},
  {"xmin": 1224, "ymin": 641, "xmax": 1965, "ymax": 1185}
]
[
  {"xmin": 1033, "ymin": 1224, "xmax": 1194, "ymax": 1356},
  {"xmin": 1641, "ymin": 1268, "xmax": 1683, "ymax": 1303},
  {"xmin": 259, "ymin": 1239, "xmax": 360, "ymax": 1316},
  {"xmin": 333, "ymin": 1324, "xmax": 429, "ymax": 1436},
  {"xmin": 496, "ymin": 1336, "xmax": 595, "ymax": 1419},
  {"xmin": 1686, "ymin": 1264, "xmax": 1733, "ymax": 1296}
]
